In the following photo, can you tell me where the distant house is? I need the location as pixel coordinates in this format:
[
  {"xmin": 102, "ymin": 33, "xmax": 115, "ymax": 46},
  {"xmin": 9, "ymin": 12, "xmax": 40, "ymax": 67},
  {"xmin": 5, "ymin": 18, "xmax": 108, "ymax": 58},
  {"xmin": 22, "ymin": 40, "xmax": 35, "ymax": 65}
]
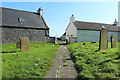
[
  {"xmin": 65, "ymin": 15, "xmax": 120, "ymax": 43},
  {"xmin": 49, "ymin": 37, "xmax": 55, "ymax": 43},
  {"xmin": 1, "ymin": 7, "xmax": 49, "ymax": 44}
]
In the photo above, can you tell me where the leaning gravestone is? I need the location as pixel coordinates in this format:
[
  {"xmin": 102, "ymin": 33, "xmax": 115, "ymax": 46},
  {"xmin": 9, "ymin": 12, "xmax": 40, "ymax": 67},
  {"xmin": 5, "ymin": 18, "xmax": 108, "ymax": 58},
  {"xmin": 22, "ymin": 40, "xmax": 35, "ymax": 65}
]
[
  {"xmin": 20, "ymin": 37, "xmax": 29, "ymax": 51},
  {"xmin": 99, "ymin": 29, "xmax": 108, "ymax": 50},
  {"xmin": 16, "ymin": 41, "xmax": 20, "ymax": 48},
  {"xmin": 111, "ymin": 35, "xmax": 116, "ymax": 48}
]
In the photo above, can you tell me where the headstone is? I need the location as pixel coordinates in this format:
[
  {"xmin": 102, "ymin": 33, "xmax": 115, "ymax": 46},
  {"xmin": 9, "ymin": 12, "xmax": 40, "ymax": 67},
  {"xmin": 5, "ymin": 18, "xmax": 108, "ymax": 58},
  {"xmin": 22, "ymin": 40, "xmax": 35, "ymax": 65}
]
[
  {"xmin": 16, "ymin": 41, "xmax": 20, "ymax": 48},
  {"xmin": 55, "ymin": 36, "xmax": 58, "ymax": 44},
  {"xmin": 20, "ymin": 37, "xmax": 29, "ymax": 51},
  {"xmin": 111, "ymin": 35, "xmax": 116, "ymax": 48},
  {"xmin": 66, "ymin": 39, "xmax": 69, "ymax": 44},
  {"xmin": 69, "ymin": 36, "xmax": 73, "ymax": 43},
  {"xmin": 69, "ymin": 37, "xmax": 72, "ymax": 43},
  {"xmin": 99, "ymin": 29, "xmax": 108, "ymax": 50}
]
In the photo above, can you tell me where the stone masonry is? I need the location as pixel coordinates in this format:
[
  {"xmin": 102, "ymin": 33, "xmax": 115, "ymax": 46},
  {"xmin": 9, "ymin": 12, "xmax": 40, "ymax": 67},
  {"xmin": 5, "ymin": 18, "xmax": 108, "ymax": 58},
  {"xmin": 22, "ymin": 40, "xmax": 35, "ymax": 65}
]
[{"xmin": 2, "ymin": 27, "xmax": 49, "ymax": 44}]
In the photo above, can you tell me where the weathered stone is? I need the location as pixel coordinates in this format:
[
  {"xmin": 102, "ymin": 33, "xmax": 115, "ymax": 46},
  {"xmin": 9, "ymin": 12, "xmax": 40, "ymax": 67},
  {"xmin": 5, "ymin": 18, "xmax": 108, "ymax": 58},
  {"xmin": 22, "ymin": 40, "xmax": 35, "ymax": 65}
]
[
  {"xmin": 99, "ymin": 29, "xmax": 108, "ymax": 50},
  {"xmin": 2, "ymin": 27, "xmax": 49, "ymax": 44},
  {"xmin": 69, "ymin": 37, "xmax": 73, "ymax": 43},
  {"xmin": 55, "ymin": 36, "xmax": 58, "ymax": 44},
  {"xmin": 20, "ymin": 37, "xmax": 29, "ymax": 51},
  {"xmin": 16, "ymin": 41, "xmax": 20, "ymax": 48},
  {"xmin": 111, "ymin": 35, "xmax": 116, "ymax": 48}
]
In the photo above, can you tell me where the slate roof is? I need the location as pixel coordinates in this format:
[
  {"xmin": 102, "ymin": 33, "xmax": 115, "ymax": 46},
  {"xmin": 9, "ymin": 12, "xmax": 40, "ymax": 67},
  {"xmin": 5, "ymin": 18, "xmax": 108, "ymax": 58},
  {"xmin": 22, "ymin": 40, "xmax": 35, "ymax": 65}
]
[
  {"xmin": 62, "ymin": 32, "xmax": 66, "ymax": 36},
  {"xmin": 1, "ymin": 7, "xmax": 49, "ymax": 30},
  {"xmin": 60, "ymin": 32, "xmax": 66, "ymax": 38},
  {"xmin": 73, "ymin": 21, "xmax": 120, "ymax": 32}
]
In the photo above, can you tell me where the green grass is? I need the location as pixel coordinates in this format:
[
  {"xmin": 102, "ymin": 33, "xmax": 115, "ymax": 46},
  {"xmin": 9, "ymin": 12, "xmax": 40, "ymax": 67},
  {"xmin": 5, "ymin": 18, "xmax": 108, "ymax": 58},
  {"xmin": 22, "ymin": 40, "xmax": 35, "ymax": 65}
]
[
  {"xmin": 67, "ymin": 42, "xmax": 120, "ymax": 79},
  {"xmin": 2, "ymin": 43, "xmax": 59, "ymax": 78}
]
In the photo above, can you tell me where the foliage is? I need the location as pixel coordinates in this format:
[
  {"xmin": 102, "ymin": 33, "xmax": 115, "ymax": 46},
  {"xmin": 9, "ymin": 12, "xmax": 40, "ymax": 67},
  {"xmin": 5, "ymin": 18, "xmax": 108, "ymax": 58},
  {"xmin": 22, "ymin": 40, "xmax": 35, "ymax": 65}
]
[
  {"xmin": 67, "ymin": 42, "xmax": 120, "ymax": 79},
  {"xmin": 2, "ymin": 43, "xmax": 59, "ymax": 78}
]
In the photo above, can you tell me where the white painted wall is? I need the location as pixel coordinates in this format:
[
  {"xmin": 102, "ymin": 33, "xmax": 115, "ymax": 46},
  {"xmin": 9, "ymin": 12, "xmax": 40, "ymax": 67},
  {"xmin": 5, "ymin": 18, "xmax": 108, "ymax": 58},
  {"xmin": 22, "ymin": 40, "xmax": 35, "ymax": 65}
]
[{"xmin": 66, "ymin": 22, "xmax": 77, "ymax": 40}]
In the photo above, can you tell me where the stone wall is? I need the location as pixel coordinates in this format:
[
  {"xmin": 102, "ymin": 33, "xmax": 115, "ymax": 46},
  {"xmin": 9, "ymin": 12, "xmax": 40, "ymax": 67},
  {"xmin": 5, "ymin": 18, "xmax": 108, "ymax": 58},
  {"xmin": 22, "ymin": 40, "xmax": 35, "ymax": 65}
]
[{"xmin": 2, "ymin": 27, "xmax": 49, "ymax": 44}]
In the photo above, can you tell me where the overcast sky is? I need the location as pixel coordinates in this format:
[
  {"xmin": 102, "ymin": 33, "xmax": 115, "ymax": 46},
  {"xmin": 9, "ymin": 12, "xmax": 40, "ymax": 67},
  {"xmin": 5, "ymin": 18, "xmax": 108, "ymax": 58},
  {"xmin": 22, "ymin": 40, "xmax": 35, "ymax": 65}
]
[{"xmin": 2, "ymin": 2, "xmax": 118, "ymax": 37}]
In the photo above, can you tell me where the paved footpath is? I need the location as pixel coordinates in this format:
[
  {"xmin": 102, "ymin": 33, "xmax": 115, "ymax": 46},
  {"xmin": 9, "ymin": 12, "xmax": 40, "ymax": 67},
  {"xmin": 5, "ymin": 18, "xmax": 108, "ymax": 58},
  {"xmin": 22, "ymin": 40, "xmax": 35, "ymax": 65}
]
[{"xmin": 44, "ymin": 45, "xmax": 77, "ymax": 78}]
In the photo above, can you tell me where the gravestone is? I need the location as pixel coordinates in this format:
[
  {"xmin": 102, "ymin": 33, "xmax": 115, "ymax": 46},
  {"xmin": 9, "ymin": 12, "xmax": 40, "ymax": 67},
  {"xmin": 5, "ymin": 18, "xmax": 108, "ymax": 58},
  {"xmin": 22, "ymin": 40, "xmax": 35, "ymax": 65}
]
[
  {"xmin": 16, "ymin": 41, "xmax": 20, "ymax": 48},
  {"xmin": 99, "ymin": 29, "xmax": 108, "ymax": 50},
  {"xmin": 20, "ymin": 37, "xmax": 29, "ymax": 51},
  {"xmin": 111, "ymin": 35, "xmax": 116, "ymax": 48},
  {"xmin": 55, "ymin": 36, "xmax": 58, "ymax": 44},
  {"xmin": 69, "ymin": 37, "xmax": 72, "ymax": 43}
]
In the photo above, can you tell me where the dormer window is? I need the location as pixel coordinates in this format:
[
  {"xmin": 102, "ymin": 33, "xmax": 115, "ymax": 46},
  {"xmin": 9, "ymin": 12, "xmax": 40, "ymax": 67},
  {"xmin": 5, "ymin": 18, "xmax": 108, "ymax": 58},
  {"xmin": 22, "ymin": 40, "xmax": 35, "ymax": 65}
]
[{"xmin": 18, "ymin": 18, "xmax": 25, "ymax": 23}]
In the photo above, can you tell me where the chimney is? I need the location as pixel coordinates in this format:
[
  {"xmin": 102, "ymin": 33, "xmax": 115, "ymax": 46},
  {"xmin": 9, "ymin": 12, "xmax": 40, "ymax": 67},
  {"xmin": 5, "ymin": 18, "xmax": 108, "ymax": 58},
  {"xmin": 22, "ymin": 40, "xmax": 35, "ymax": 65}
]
[
  {"xmin": 70, "ymin": 14, "xmax": 75, "ymax": 23},
  {"xmin": 113, "ymin": 19, "xmax": 118, "ymax": 26},
  {"xmin": 37, "ymin": 8, "xmax": 43, "ymax": 16}
]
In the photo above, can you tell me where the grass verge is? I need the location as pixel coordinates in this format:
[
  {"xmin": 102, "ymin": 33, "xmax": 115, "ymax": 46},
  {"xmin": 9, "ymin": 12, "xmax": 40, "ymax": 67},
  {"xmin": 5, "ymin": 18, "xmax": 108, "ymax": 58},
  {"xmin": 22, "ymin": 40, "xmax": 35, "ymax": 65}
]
[
  {"xmin": 67, "ymin": 42, "xmax": 120, "ymax": 79},
  {"xmin": 2, "ymin": 43, "xmax": 59, "ymax": 78}
]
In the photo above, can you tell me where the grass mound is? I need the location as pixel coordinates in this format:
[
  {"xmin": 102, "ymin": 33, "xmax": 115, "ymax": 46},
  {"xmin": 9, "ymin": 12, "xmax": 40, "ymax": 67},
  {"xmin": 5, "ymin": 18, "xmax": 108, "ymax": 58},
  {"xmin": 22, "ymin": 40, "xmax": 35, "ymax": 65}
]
[
  {"xmin": 2, "ymin": 43, "xmax": 59, "ymax": 78},
  {"xmin": 67, "ymin": 42, "xmax": 120, "ymax": 79}
]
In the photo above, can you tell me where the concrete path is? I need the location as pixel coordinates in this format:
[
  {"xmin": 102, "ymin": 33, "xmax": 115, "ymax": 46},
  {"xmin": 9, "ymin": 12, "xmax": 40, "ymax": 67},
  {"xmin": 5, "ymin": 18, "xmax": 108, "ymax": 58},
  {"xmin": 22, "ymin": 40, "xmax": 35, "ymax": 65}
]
[{"xmin": 44, "ymin": 45, "xmax": 77, "ymax": 78}]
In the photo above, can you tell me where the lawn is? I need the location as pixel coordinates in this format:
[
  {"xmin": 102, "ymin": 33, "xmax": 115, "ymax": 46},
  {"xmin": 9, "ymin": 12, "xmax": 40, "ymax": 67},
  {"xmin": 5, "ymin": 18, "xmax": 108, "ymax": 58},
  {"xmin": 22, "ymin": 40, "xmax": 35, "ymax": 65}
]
[
  {"xmin": 1, "ymin": 43, "xmax": 59, "ymax": 78},
  {"xmin": 67, "ymin": 42, "xmax": 120, "ymax": 79}
]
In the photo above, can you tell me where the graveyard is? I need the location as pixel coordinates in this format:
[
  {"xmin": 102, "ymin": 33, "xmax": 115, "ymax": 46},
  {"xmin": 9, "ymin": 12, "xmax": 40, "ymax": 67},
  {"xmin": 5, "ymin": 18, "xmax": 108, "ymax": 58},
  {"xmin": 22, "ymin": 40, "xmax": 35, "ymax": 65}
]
[
  {"xmin": 1, "ymin": 28, "xmax": 120, "ymax": 79},
  {"xmin": 1, "ymin": 4, "xmax": 120, "ymax": 79},
  {"xmin": 2, "ymin": 43, "xmax": 59, "ymax": 78},
  {"xmin": 1, "ymin": 21, "xmax": 120, "ymax": 79},
  {"xmin": 1, "ymin": 35, "xmax": 120, "ymax": 78},
  {"xmin": 67, "ymin": 41, "xmax": 120, "ymax": 78}
]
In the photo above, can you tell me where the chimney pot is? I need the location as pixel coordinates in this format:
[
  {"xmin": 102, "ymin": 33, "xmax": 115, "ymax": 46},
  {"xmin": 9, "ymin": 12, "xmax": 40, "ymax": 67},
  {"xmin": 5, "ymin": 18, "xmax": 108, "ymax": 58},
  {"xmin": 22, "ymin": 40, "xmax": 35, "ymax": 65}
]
[
  {"xmin": 113, "ymin": 19, "xmax": 118, "ymax": 26},
  {"xmin": 37, "ymin": 8, "xmax": 43, "ymax": 16},
  {"xmin": 70, "ymin": 14, "xmax": 75, "ymax": 23}
]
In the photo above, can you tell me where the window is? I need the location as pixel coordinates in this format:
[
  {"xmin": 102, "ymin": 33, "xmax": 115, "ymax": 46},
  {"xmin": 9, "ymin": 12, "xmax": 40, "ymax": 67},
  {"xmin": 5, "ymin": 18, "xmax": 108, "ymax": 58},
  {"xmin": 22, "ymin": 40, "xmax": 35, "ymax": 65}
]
[{"xmin": 18, "ymin": 18, "xmax": 25, "ymax": 23}]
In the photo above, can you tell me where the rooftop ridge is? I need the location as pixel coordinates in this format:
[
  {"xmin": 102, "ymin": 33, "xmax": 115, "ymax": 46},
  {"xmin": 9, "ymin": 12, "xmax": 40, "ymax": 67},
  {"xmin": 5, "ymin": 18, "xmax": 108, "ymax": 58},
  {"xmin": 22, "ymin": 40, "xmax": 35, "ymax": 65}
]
[
  {"xmin": 75, "ymin": 20, "xmax": 116, "ymax": 26},
  {"xmin": 1, "ymin": 7, "xmax": 36, "ymax": 14}
]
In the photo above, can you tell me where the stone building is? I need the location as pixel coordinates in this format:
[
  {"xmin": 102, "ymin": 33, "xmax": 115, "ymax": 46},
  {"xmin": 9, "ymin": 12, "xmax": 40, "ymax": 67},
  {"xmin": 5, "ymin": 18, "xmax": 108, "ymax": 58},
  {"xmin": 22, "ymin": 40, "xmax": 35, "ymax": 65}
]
[
  {"xmin": 65, "ymin": 15, "xmax": 120, "ymax": 43},
  {"xmin": 1, "ymin": 7, "xmax": 49, "ymax": 44}
]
